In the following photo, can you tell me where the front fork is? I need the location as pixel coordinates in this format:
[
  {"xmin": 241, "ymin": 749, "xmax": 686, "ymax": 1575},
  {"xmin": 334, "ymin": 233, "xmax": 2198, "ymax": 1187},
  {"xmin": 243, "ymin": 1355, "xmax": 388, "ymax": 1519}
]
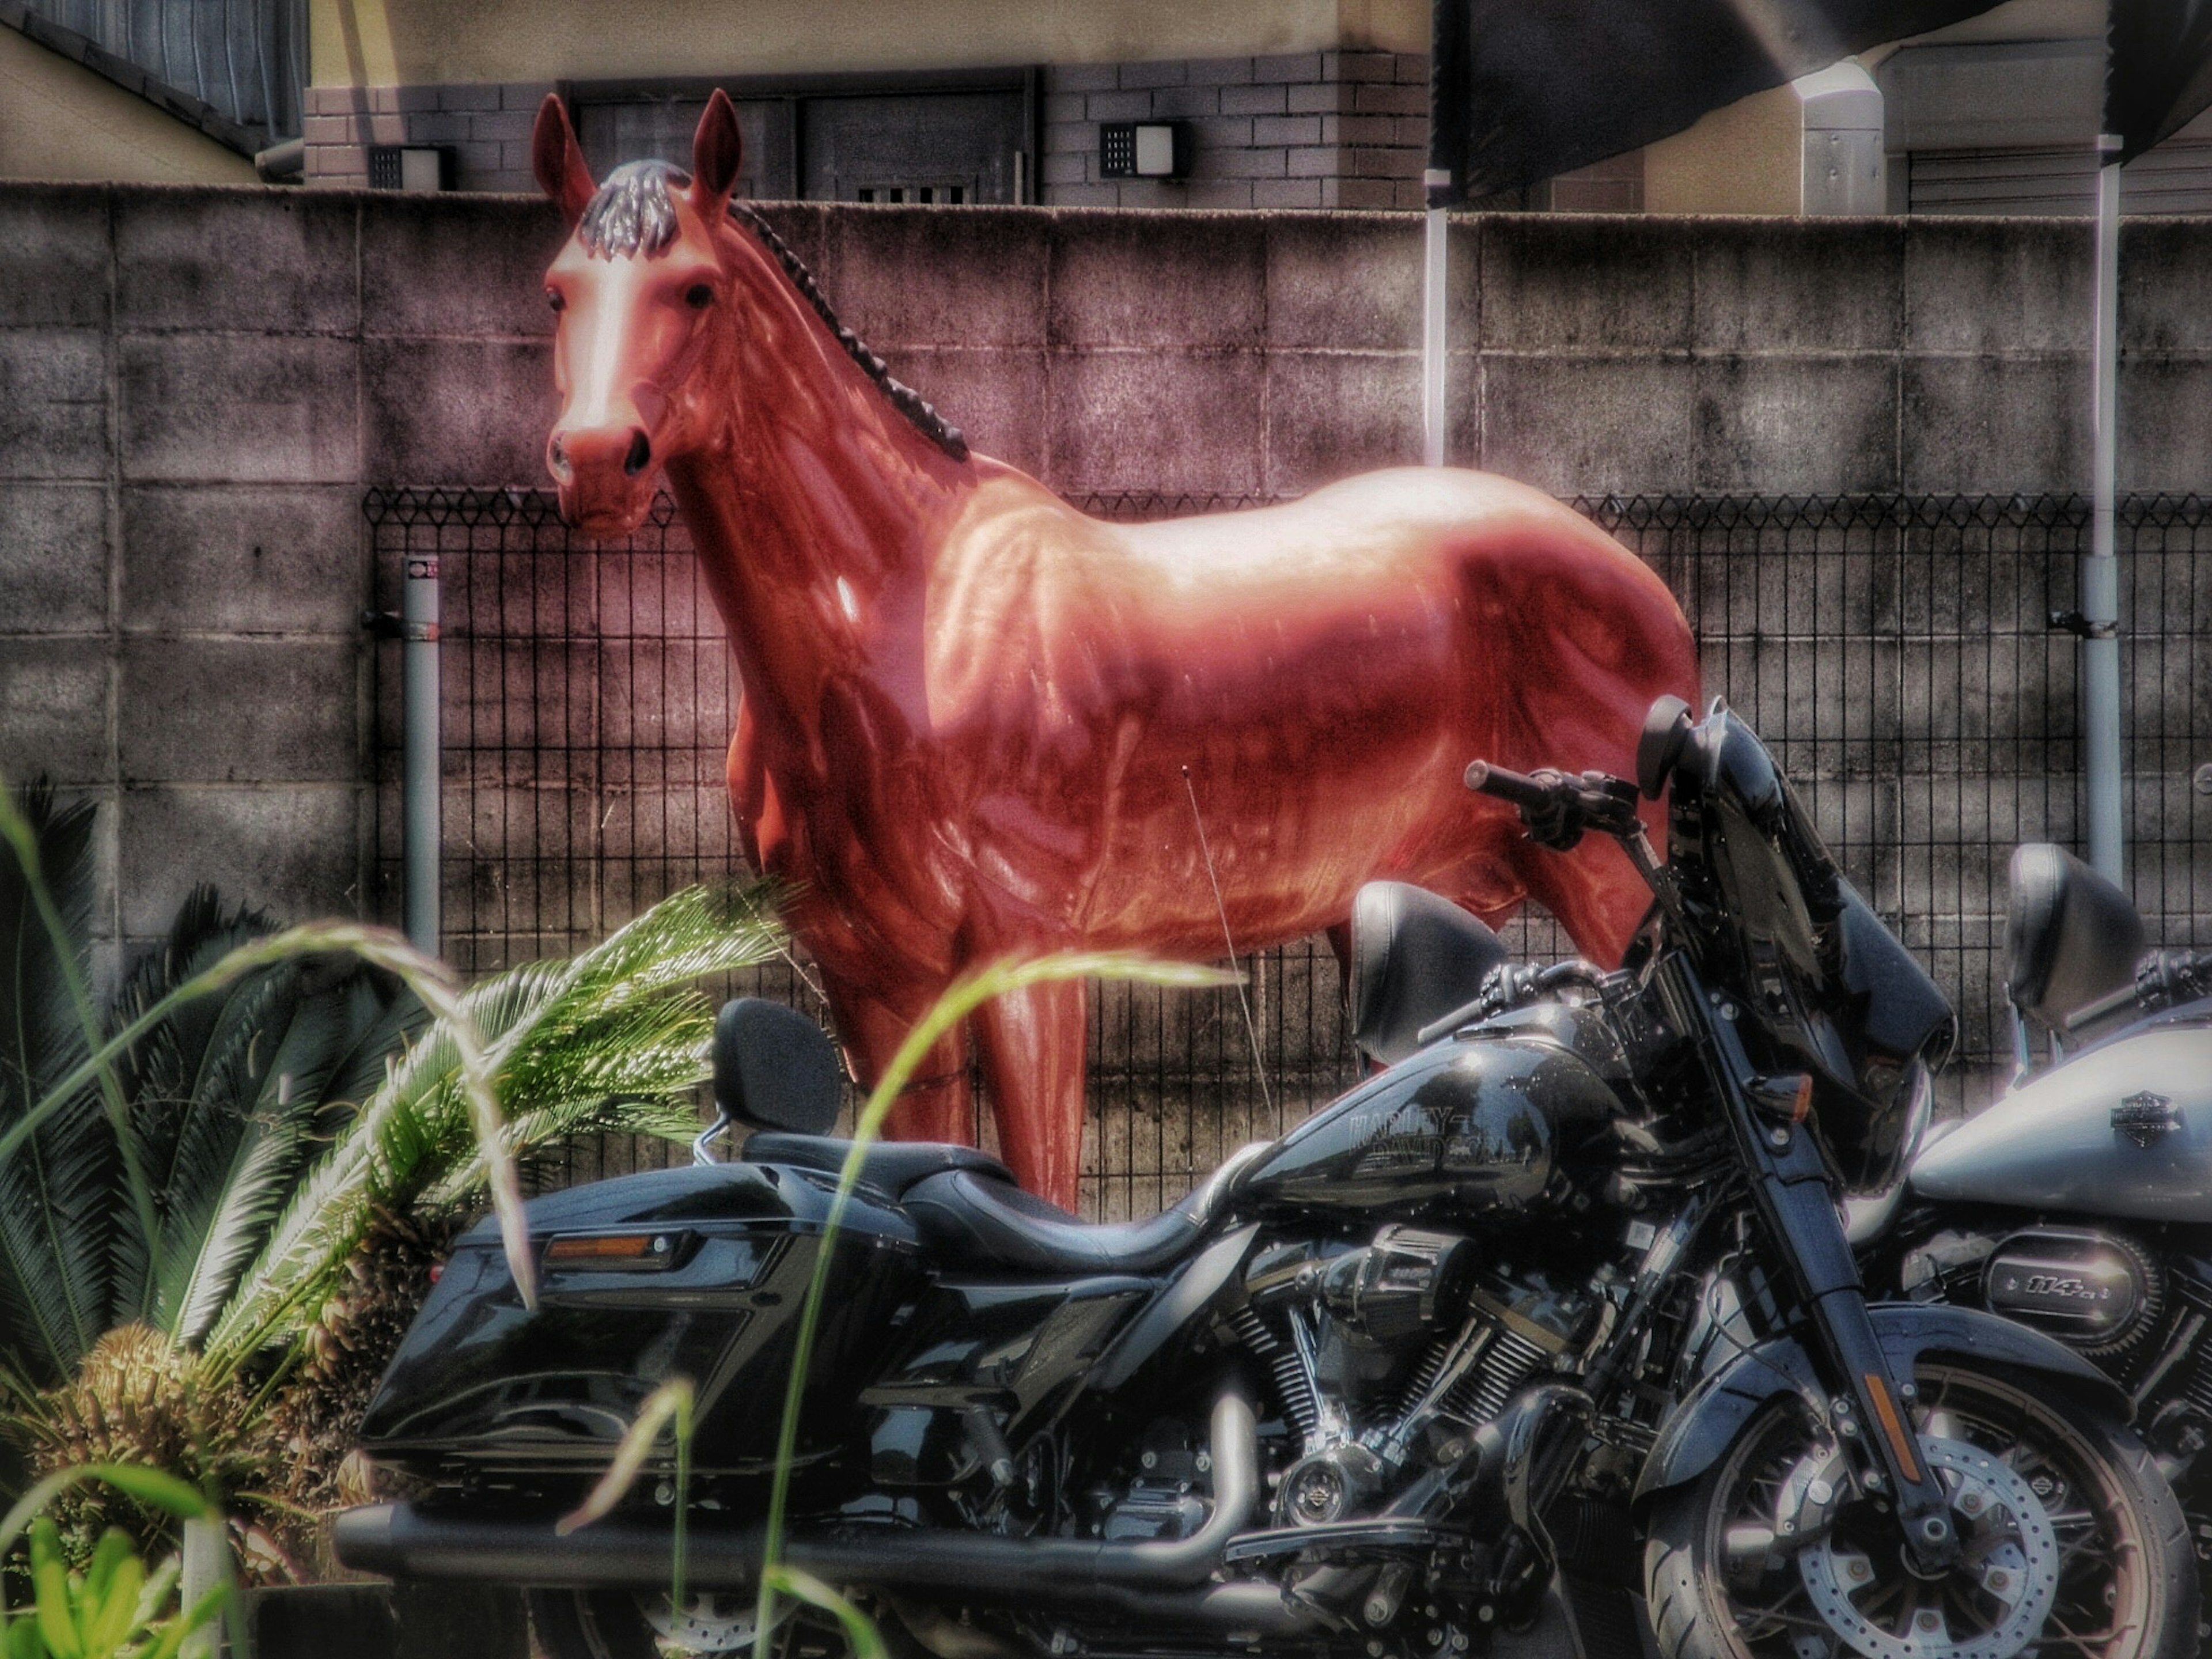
[{"xmin": 1658, "ymin": 956, "xmax": 1961, "ymax": 1577}]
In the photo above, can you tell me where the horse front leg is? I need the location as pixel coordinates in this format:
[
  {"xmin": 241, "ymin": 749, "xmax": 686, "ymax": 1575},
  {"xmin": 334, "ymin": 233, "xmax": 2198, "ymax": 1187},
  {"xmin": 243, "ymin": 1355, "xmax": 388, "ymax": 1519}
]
[
  {"xmin": 971, "ymin": 976, "xmax": 1087, "ymax": 1213},
  {"xmin": 820, "ymin": 974, "xmax": 976, "ymax": 1147}
]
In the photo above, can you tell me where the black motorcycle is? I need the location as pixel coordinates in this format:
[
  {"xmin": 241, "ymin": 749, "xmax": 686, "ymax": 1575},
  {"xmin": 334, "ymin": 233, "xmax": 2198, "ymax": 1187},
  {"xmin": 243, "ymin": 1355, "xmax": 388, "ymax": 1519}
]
[
  {"xmin": 1855, "ymin": 839, "xmax": 2212, "ymax": 1648},
  {"xmin": 334, "ymin": 698, "xmax": 2195, "ymax": 1659}
]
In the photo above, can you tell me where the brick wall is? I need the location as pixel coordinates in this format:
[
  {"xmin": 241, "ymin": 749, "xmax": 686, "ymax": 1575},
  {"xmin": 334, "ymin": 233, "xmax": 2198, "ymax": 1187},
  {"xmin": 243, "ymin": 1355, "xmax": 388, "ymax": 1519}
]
[
  {"xmin": 1039, "ymin": 50, "xmax": 1428, "ymax": 210},
  {"xmin": 304, "ymin": 83, "xmax": 551, "ymax": 193}
]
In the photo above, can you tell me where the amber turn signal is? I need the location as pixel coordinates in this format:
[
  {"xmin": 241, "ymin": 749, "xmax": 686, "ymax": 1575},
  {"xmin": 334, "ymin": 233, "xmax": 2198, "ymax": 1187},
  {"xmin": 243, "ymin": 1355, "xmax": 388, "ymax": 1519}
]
[{"xmin": 542, "ymin": 1231, "xmax": 684, "ymax": 1270}]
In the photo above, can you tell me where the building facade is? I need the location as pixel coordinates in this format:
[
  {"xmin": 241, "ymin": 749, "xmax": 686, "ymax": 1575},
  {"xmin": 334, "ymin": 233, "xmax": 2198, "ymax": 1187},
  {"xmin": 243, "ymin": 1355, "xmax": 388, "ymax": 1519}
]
[{"xmin": 3, "ymin": 0, "xmax": 2207, "ymax": 211}]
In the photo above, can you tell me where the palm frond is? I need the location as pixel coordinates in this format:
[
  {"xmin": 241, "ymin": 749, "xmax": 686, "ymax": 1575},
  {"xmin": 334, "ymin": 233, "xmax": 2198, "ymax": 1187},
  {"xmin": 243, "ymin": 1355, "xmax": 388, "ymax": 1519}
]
[
  {"xmin": 95, "ymin": 887, "xmax": 427, "ymax": 1350},
  {"xmin": 423, "ymin": 989, "xmax": 725, "ymax": 1204},
  {"xmin": 131, "ymin": 971, "xmax": 298, "ymax": 1327},
  {"xmin": 0, "ymin": 781, "xmax": 121, "ymax": 1385},
  {"xmin": 201, "ymin": 883, "xmax": 789, "ymax": 1375},
  {"xmin": 160, "ymin": 966, "xmax": 421, "ymax": 1348},
  {"xmin": 104, "ymin": 888, "xmax": 281, "ymax": 1319}
]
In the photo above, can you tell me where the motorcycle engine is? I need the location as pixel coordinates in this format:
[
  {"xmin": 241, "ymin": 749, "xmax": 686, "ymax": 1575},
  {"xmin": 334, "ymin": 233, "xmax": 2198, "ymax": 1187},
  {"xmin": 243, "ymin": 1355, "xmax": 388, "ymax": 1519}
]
[
  {"xmin": 1906, "ymin": 1224, "xmax": 2165, "ymax": 1361},
  {"xmin": 1233, "ymin": 1225, "xmax": 1599, "ymax": 1527}
]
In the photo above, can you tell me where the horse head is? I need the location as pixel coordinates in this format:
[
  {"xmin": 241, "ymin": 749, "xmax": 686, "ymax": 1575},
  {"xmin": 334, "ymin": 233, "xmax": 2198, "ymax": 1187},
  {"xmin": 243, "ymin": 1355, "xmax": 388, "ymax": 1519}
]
[{"xmin": 532, "ymin": 91, "xmax": 745, "ymax": 537}]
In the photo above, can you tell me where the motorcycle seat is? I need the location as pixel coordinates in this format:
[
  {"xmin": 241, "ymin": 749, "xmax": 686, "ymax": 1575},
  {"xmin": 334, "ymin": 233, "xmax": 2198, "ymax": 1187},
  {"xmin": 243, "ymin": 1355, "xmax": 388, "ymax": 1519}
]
[
  {"xmin": 902, "ymin": 1143, "xmax": 1269, "ymax": 1275},
  {"xmin": 740, "ymin": 1132, "xmax": 1014, "ymax": 1196}
]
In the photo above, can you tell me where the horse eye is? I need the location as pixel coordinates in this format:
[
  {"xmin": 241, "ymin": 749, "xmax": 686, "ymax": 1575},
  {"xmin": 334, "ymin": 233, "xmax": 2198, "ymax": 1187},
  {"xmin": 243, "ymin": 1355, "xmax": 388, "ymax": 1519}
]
[
  {"xmin": 684, "ymin": 283, "xmax": 713, "ymax": 310},
  {"xmin": 546, "ymin": 289, "xmax": 565, "ymax": 313}
]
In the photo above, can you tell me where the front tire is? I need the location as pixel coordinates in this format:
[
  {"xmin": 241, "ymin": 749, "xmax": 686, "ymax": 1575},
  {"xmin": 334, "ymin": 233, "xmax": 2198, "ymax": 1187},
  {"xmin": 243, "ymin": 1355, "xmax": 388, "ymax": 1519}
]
[{"xmin": 1642, "ymin": 1362, "xmax": 2196, "ymax": 1659}]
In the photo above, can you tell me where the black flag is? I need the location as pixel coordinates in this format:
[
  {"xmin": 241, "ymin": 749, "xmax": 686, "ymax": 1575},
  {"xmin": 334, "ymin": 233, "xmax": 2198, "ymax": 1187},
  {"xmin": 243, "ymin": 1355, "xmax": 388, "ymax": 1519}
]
[
  {"xmin": 2108, "ymin": 0, "xmax": 2212, "ymax": 162},
  {"xmin": 1429, "ymin": 0, "xmax": 2002, "ymax": 202}
]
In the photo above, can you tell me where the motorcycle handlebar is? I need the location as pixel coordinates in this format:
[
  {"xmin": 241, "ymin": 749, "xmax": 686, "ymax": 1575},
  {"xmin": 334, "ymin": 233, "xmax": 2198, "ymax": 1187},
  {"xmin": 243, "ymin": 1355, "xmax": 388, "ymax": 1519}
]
[
  {"xmin": 1463, "ymin": 760, "xmax": 1555, "ymax": 810},
  {"xmin": 1465, "ymin": 759, "xmax": 1642, "ymax": 853},
  {"xmin": 2063, "ymin": 946, "xmax": 2212, "ymax": 1034}
]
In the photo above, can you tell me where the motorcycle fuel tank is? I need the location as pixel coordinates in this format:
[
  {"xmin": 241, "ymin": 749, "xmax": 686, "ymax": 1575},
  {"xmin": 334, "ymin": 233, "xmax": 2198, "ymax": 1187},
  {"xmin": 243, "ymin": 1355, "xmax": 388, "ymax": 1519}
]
[
  {"xmin": 1237, "ymin": 1009, "xmax": 1621, "ymax": 1218},
  {"xmin": 1910, "ymin": 1026, "xmax": 2212, "ymax": 1223}
]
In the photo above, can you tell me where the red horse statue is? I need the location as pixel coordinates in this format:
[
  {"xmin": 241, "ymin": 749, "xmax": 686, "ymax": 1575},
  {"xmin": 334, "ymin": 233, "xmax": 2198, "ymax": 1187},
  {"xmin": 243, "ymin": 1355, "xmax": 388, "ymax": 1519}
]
[{"xmin": 531, "ymin": 92, "xmax": 1699, "ymax": 1209}]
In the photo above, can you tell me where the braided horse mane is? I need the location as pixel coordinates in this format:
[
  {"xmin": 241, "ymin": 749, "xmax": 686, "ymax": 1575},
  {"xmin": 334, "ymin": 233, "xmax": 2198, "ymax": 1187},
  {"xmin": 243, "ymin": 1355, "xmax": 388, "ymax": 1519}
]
[{"xmin": 577, "ymin": 159, "xmax": 968, "ymax": 462}]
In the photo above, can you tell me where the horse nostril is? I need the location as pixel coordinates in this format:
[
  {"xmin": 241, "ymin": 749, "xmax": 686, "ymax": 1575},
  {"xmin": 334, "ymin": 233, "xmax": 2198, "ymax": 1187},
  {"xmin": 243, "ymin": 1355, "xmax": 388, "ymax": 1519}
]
[
  {"xmin": 549, "ymin": 434, "xmax": 570, "ymax": 477},
  {"xmin": 624, "ymin": 430, "xmax": 652, "ymax": 476}
]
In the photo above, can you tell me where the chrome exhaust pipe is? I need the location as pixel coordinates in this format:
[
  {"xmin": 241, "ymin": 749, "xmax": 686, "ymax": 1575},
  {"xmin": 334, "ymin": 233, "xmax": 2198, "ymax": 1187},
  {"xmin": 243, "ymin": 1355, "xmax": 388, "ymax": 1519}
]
[{"xmin": 336, "ymin": 1393, "xmax": 1258, "ymax": 1599}]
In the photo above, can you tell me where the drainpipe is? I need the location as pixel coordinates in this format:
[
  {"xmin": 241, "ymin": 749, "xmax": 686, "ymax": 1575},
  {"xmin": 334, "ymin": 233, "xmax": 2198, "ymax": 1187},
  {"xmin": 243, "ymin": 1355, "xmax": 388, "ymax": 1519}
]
[
  {"xmin": 403, "ymin": 554, "xmax": 442, "ymax": 954},
  {"xmin": 1423, "ymin": 0, "xmax": 1467, "ymax": 469},
  {"xmin": 255, "ymin": 135, "xmax": 304, "ymax": 181},
  {"xmin": 2082, "ymin": 136, "xmax": 2124, "ymax": 885},
  {"xmin": 1422, "ymin": 192, "xmax": 1448, "ymax": 467},
  {"xmin": 177, "ymin": 1516, "xmax": 226, "ymax": 1659}
]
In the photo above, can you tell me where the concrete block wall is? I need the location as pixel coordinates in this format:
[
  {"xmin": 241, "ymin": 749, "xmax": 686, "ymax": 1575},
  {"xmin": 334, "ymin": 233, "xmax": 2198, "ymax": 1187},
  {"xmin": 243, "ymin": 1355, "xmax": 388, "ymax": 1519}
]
[
  {"xmin": 0, "ymin": 185, "xmax": 374, "ymax": 975},
  {"xmin": 3, "ymin": 182, "xmax": 2210, "ymax": 984},
  {"xmin": 1039, "ymin": 50, "xmax": 1428, "ymax": 211}
]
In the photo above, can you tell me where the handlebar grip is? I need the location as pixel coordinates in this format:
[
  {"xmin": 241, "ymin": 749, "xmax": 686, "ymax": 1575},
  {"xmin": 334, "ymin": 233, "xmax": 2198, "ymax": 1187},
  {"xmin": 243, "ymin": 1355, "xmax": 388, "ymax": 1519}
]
[
  {"xmin": 1464, "ymin": 760, "xmax": 1554, "ymax": 809},
  {"xmin": 2063, "ymin": 980, "xmax": 2139, "ymax": 1033}
]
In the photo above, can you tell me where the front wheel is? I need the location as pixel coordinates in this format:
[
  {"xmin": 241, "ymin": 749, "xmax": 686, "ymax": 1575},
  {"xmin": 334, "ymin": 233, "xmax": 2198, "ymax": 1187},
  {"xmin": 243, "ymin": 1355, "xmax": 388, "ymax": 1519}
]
[{"xmin": 1642, "ymin": 1362, "xmax": 2197, "ymax": 1659}]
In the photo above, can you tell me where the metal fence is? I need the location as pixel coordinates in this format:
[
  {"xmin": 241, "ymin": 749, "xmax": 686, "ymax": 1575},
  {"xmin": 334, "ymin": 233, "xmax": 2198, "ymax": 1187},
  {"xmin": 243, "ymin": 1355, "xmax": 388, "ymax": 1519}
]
[{"xmin": 367, "ymin": 488, "xmax": 2212, "ymax": 1216}]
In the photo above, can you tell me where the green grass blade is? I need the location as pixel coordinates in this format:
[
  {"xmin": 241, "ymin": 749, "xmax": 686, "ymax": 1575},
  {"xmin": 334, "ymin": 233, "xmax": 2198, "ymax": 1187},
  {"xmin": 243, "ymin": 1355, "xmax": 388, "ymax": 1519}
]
[
  {"xmin": 555, "ymin": 1378, "xmax": 694, "ymax": 1539},
  {"xmin": 763, "ymin": 1567, "xmax": 888, "ymax": 1659},
  {"xmin": 752, "ymin": 952, "xmax": 1235, "ymax": 1641},
  {"xmin": 555, "ymin": 1378, "xmax": 696, "ymax": 1618}
]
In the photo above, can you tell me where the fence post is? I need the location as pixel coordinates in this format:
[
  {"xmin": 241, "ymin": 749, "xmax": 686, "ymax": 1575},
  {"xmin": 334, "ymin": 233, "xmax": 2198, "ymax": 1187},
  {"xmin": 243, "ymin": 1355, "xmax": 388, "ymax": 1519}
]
[
  {"xmin": 2082, "ymin": 137, "xmax": 2124, "ymax": 886},
  {"xmin": 403, "ymin": 552, "xmax": 442, "ymax": 954}
]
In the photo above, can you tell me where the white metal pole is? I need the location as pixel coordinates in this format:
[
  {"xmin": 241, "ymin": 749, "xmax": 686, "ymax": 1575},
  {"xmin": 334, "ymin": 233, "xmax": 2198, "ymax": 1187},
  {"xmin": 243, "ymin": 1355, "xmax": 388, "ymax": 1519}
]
[
  {"xmin": 178, "ymin": 1516, "xmax": 223, "ymax": 1659},
  {"xmin": 2083, "ymin": 135, "xmax": 2123, "ymax": 884},
  {"xmin": 403, "ymin": 552, "xmax": 442, "ymax": 953},
  {"xmin": 1422, "ymin": 173, "xmax": 1450, "ymax": 467}
]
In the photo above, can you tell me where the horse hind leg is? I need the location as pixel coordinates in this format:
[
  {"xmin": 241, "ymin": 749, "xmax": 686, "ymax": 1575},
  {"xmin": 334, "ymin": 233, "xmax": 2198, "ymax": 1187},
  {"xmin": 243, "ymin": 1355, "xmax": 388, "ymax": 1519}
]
[
  {"xmin": 825, "ymin": 979, "xmax": 978, "ymax": 1147},
  {"xmin": 972, "ymin": 976, "xmax": 1087, "ymax": 1213}
]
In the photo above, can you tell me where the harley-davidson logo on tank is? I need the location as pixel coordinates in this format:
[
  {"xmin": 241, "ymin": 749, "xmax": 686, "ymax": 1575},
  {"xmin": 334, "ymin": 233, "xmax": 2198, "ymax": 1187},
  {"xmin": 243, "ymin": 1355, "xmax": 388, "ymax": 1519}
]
[{"xmin": 1912, "ymin": 1029, "xmax": 2211, "ymax": 1222}]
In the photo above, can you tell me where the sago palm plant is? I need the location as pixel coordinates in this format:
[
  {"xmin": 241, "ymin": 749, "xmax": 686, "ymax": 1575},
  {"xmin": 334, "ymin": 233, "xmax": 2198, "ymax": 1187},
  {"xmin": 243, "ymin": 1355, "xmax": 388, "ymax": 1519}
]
[
  {"xmin": 200, "ymin": 878, "xmax": 788, "ymax": 1382},
  {"xmin": 0, "ymin": 778, "xmax": 792, "ymax": 1562}
]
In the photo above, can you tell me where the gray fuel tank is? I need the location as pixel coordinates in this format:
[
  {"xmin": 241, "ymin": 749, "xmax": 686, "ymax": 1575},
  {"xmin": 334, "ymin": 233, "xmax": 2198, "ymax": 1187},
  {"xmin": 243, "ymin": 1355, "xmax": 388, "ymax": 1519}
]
[{"xmin": 1910, "ymin": 1026, "xmax": 2212, "ymax": 1223}]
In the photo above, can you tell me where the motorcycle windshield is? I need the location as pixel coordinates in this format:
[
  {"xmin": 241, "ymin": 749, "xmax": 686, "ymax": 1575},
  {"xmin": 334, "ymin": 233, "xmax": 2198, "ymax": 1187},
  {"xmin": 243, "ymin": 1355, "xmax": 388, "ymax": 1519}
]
[{"xmin": 1679, "ymin": 710, "xmax": 1955, "ymax": 1191}]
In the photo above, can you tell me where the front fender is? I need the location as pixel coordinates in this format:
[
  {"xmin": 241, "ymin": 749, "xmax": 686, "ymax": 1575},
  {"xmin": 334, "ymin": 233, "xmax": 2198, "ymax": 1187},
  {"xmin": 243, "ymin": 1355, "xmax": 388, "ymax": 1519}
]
[{"xmin": 1632, "ymin": 1303, "xmax": 2126, "ymax": 1506}]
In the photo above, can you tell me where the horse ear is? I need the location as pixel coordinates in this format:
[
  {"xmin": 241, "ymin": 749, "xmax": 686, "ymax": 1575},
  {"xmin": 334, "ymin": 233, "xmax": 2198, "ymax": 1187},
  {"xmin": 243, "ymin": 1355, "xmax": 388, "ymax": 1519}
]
[
  {"xmin": 690, "ymin": 88, "xmax": 744, "ymax": 215},
  {"xmin": 532, "ymin": 94, "xmax": 596, "ymax": 226}
]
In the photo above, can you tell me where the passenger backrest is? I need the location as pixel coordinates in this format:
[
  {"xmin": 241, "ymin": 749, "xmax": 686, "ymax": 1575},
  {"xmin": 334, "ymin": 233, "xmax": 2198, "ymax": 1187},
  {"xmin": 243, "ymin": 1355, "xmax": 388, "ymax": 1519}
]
[
  {"xmin": 2005, "ymin": 843, "xmax": 2146, "ymax": 1031},
  {"xmin": 1350, "ymin": 882, "xmax": 1510, "ymax": 1068},
  {"xmin": 713, "ymin": 997, "xmax": 844, "ymax": 1132}
]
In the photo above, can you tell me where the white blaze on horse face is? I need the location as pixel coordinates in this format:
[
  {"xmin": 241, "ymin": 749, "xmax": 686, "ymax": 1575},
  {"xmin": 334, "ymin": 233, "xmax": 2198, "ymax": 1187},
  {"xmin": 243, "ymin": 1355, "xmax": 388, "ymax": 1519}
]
[{"xmin": 573, "ymin": 251, "xmax": 651, "ymax": 432}]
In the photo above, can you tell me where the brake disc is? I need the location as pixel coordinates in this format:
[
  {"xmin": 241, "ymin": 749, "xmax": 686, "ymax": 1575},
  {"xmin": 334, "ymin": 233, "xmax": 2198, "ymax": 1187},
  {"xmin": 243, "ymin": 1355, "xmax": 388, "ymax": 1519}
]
[
  {"xmin": 1794, "ymin": 1437, "xmax": 2061, "ymax": 1659},
  {"xmin": 642, "ymin": 1589, "xmax": 763, "ymax": 1654}
]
